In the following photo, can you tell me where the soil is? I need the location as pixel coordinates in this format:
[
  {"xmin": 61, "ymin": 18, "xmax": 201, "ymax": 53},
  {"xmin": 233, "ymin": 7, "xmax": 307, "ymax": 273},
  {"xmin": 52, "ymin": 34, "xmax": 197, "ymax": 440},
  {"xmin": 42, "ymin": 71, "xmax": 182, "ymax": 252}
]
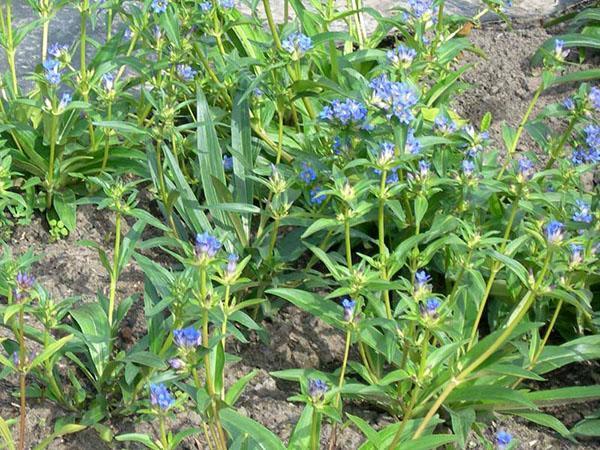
[{"xmin": 1, "ymin": 17, "xmax": 600, "ymax": 450}]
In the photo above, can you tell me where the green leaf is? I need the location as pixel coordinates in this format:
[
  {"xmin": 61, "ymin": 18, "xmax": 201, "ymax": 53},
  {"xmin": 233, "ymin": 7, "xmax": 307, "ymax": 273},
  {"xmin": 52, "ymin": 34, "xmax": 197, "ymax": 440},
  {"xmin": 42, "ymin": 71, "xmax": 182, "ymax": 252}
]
[
  {"xmin": 486, "ymin": 250, "xmax": 530, "ymax": 286},
  {"xmin": 115, "ymin": 433, "xmax": 161, "ymax": 449},
  {"xmin": 571, "ymin": 419, "xmax": 600, "ymax": 437},
  {"xmin": 220, "ymin": 408, "xmax": 285, "ymax": 450},
  {"xmin": 302, "ymin": 218, "xmax": 339, "ymax": 238},
  {"xmin": 29, "ymin": 335, "xmax": 72, "ymax": 370},
  {"xmin": 225, "ymin": 369, "xmax": 259, "ymax": 406},
  {"xmin": 33, "ymin": 423, "xmax": 87, "ymax": 450},
  {"xmin": 53, "ymin": 190, "xmax": 77, "ymax": 232},
  {"xmin": 526, "ymin": 385, "xmax": 600, "ymax": 406},
  {"xmin": 287, "ymin": 405, "xmax": 313, "ymax": 450},
  {"xmin": 92, "ymin": 121, "xmax": 148, "ymax": 135},
  {"xmin": 447, "ymin": 385, "xmax": 536, "ymax": 409},
  {"xmin": 0, "ymin": 416, "xmax": 15, "ymax": 450},
  {"xmin": 267, "ymin": 288, "xmax": 344, "ymax": 330},
  {"xmin": 125, "ymin": 351, "xmax": 166, "ymax": 369},
  {"xmin": 511, "ymin": 412, "xmax": 570, "ymax": 437},
  {"xmin": 450, "ymin": 408, "xmax": 475, "ymax": 449}
]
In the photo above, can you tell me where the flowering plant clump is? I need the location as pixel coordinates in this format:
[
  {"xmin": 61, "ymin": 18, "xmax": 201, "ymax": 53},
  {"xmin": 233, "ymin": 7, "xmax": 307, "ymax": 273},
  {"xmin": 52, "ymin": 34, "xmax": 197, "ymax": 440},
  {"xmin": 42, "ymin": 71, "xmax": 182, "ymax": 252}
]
[{"xmin": 0, "ymin": 0, "xmax": 598, "ymax": 448}]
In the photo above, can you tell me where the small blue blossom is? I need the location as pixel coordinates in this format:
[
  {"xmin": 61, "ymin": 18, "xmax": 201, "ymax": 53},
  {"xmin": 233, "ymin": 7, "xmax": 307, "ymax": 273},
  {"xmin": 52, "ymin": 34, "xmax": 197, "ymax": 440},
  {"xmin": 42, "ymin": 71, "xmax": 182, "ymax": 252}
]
[
  {"xmin": 14, "ymin": 272, "xmax": 35, "ymax": 300},
  {"xmin": 406, "ymin": 0, "xmax": 437, "ymax": 20},
  {"xmin": 386, "ymin": 44, "xmax": 417, "ymax": 68},
  {"xmin": 124, "ymin": 28, "xmax": 134, "ymax": 40},
  {"xmin": 195, "ymin": 232, "xmax": 222, "ymax": 259},
  {"xmin": 173, "ymin": 326, "xmax": 202, "ymax": 348},
  {"xmin": 417, "ymin": 159, "xmax": 430, "ymax": 178},
  {"xmin": 222, "ymin": 155, "xmax": 233, "ymax": 172},
  {"xmin": 386, "ymin": 168, "xmax": 399, "ymax": 184},
  {"xmin": 570, "ymin": 244, "xmax": 584, "ymax": 265},
  {"xmin": 150, "ymin": 383, "xmax": 175, "ymax": 410},
  {"xmin": 226, "ymin": 253, "xmax": 238, "ymax": 276},
  {"xmin": 434, "ymin": 114, "xmax": 456, "ymax": 134},
  {"xmin": 101, "ymin": 72, "xmax": 115, "ymax": 92},
  {"xmin": 168, "ymin": 358, "xmax": 185, "ymax": 370},
  {"xmin": 320, "ymin": 98, "xmax": 368, "ymax": 128},
  {"xmin": 341, "ymin": 297, "xmax": 356, "ymax": 322},
  {"xmin": 589, "ymin": 86, "xmax": 600, "ymax": 111},
  {"xmin": 59, "ymin": 92, "xmax": 72, "ymax": 110},
  {"xmin": 199, "ymin": 1, "xmax": 212, "ymax": 11},
  {"xmin": 421, "ymin": 297, "xmax": 441, "ymax": 317},
  {"xmin": 563, "ymin": 97, "xmax": 575, "ymax": 111},
  {"xmin": 151, "ymin": 0, "xmax": 168, "ymax": 13},
  {"xmin": 299, "ymin": 162, "xmax": 317, "ymax": 184},
  {"xmin": 462, "ymin": 159, "xmax": 475, "ymax": 176},
  {"xmin": 496, "ymin": 430, "xmax": 512, "ymax": 449},
  {"xmin": 177, "ymin": 64, "xmax": 197, "ymax": 81},
  {"xmin": 517, "ymin": 157, "xmax": 535, "ymax": 181},
  {"xmin": 48, "ymin": 43, "xmax": 68, "ymax": 58},
  {"xmin": 463, "ymin": 125, "xmax": 489, "ymax": 156},
  {"xmin": 44, "ymin": 59, "xmax": 61, "ymax": 85},
  {"xmin": 584, "ymin": 124, "xmax": 600, "ymax": 151},
  {"xmin": 572, "ymin": 200, "xmax": 593, "ymax": 224},
  {"xmin": 376, "ymin": 141, "xmax": 395, "ymax": 166},
  {"xmin": 406, "ymin": 129, "xmax": 422, "ymax": 154},
  {"xmin": 309, "ymin": 186, "xmax": 326, "ymax": 205},
  {"xmin": 545, "ymin": 221, "xmax": 565, "ymax": 245},
  {"xmin": 554, "ymin": 39, "xmax": 570, "ymax": 61},
  {"xmin": 369, "ymin": 74, "xmax": 418, "ymax": 124},
  {"xmin": 282, "ymin": 32, "xmax": 313, "ymax": 58},
  {"xmin": 415, "ymin": 270, "xmax": 431, "ymax": 290},
  {"xmin": 219, "ymin": 0, "xmax": 235, "ymax": 8},
  {"xmin": 308, "ymin": 379, "xmax": 328, "ymax": 401}
]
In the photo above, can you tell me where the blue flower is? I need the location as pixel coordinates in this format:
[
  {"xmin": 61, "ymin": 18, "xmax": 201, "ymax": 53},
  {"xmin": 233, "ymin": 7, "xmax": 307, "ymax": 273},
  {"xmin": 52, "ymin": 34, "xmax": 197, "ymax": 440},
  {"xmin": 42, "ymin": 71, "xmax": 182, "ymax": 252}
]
[
  {"xmin": 570, "ymin": 243, "xmax": 584, "ymax": 265},
  {"xmin": 282, "ymin": 32, "xmax": 313, "ymax": 58},
  {"xmin": 173, "ymin": 326, "xmax": 202, "ymax": 348},
  {"xmin": 320, "ymin": 98, "xmax": 368, "ymax": 128},
  {"xmin": 589, "ymin": 86, "xmax": 600, "ymax": 111},
  {"xmin": 150, "ymin": 383, "xmax": 174, "ymax": 410},
  {"xmin": 554, "ymin": 39, "xmax": 570, "ymax": 60},
  {"xmin": 462, "ymin": 159, "xmax": 475, "ymax": 177},
  {"xmin": 434, "ymin": 114, "xmax": 456, "ymax": 134},
  {"xmin": 151, "ymin": 0, "xmax": 168, "ymax": 13},
  {"xmin": 496, "ymin": 430, "xmax": 512, "ymax": 448},
  {"xmin": 168, "ymin": 358, "xmax": 185, "ymax": 370},
  {"xmin": 48, "ymin": 43, "xmax": 68, "ymax": 59},
  {"xmin": 222, "ymin": 155, "xmax": 233, "ymax": 172},
  {"xmin": 226, "ymin": 253, "xmax": 239, "ymax": 276},
  {"xmin": 572, "ymin": 200, "xmax": 593, "ymax": 224},
  {"xmin": 376, "ymin": 141, "xmax": 395, "ymax": 166},
  {"xmin": 545, "ymin": 221, "xmax": 565, "ymax": 245},
  {"xmin": 59, "ymin": 92, "xmax": 72, "ymax": 110},
  {"xmin": 406, "ymin": 129, "xmax": 422, "ymax": 155},
  {"xmin": 386, "ymin": 44, "xmax": 417, "ymax": 68},
  {"xmin": 177, "ymin": 64, "xmax": 197, "ymax": 81},
  {"xmin": 101, "ymin": 72, "xmax": 115, "ymax": 92},
  {"xmin": 14, "ymin": 272, "xmax": 35, "ymax": 300},
  {"xmin": 584, "ymin": 124, "xmax": 600, "ymax": 151},
  {"xmin": 219, "ymin": 0, "xmax": 235, "ymax": 9},
  {"xmin": 415, "ymin": 270, "xmax": 431, "ymax": 290},
  {"xmin": 406, "ymin": 0, "xmax": 437, "ymax": 20},
  {"xmin": 341, "ymin": 297, "xmax": 356, "ymax": 322},
  {"xmin": 563, "ymin": 97, "xmax": 575, "ymax": 111},
  {"xmin": 309, "ymin": 186, "xmax": 326, "ymax": 205},
  {"xmin": 124, "ymin": 28, "xmax": 134, "ymax": 40},
  {"xmin": 463, "ymin": 125, "xmax": 489, "ymax": 156},
  {"xmin": 369, "ymin": 74, "xmax": 418, "ymax": 124},
  {"xmin": 299, "ymin": 162, "xmax": 317, "ymax": 184},
  {"xmin": 517, "ymin": 157, "xmax": 535, "ymax": 180},
  {"xmin": 308, "ymin": 379, "xmax": 328, "ymax": 401},
  {"xmin": 199, "ymin": 1, "xmax": 212, "ymax": 11},
  {"xmin": 195, "ymin": 232, "xmax": 222, "ymax": 259},
  {"xmin": 422, "ymin": 297, "xmax": 441, "ymax": 317},
  {"xmin": 44, "ymin": 59, "xmax": 61, "ymax": 85},
  {"xmin": 417, "ymin": 159, "xmax": 430, "ymax": 178},
  {"xmin": 386, "ymin": 168, "xmax": 399, "ymax": 184}
]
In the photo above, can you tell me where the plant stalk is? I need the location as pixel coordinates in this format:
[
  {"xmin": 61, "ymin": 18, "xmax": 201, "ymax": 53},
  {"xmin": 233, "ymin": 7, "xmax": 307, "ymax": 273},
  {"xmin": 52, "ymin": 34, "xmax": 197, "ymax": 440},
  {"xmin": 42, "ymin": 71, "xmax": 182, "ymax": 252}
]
[{"xmin": 108, "ymin": 211, "xmax": 121, "ymax": 326}]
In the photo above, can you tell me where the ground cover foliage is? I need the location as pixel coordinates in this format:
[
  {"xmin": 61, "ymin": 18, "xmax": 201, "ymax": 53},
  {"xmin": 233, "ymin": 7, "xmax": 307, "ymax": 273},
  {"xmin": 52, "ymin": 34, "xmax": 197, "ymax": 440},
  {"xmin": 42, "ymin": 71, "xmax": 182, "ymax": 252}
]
[{"xmin": 0, "ymin": 0, "xmax": 599, "ymax": 448}]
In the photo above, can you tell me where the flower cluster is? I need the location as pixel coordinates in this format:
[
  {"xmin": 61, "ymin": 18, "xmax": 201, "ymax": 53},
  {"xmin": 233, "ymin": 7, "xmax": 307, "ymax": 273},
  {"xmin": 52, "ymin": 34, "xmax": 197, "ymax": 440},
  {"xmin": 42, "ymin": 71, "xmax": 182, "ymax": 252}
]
[
  {"xmin": 434, "ymin": 114, "xmax": 457, "ymax": 134},
  {"xmin": 177, "ymin": 64, "xmax": 197, "ymax": 82},
  {"xmin": 369, "ymin": 74, "xmax": 418, "ymax": 124},
  {"xmin": 195, "ymin": 232, "xmax": 222, "ymax": 261},
  {"xmin": 309, "ymin": 187, "xmax": 326, "ymax": 205},
  {"xmin": 225, "ymin": 253, "xmax": 238, "ymax": 277},
  {"xmin": 545, "ymin": 221, "xmax": 565, "ymax": 245},
  {"xmin": 517, "ymin": 157, "xmax": 535, "ymax": 181},
  {"xmin": 554, "ymin": 39, "xmax": 570, "ymax": 61},
  {"xmin": 341, "ymin": 297, "xmax": 356, "ymax": 322},
  {"xmin": 421, "ymin": 297, "xmax": 441, "ymax": 318},
  {"xmin": 386, "ymin": 45, "xmax": 417, "ymax": 69},
  {"xmin": 14, "ymin": 272, "xmax": 35, "ymax": 301},
  {"xmin": 406, "ymin": 0, "xmax": 438, "ymax": 21},
  {"xmin": 572, "ymin": 124, "xmax": 600, "ymax": 165},
  {"xmin": 299, "ymin": 162, "xmax": 317, "ymax": 184},
  {"xmin": 151, "ymin": 0, "xmax": 168, "ymax": 14},
  {"xmin": 173, "ymin": 326, "xmax": 202, "ymax": 349},
  {"xmin": 308, "ymin": 379, "xmax": 328, "ymax": 402},
  {"xmin": 572, "ymin": 200, "xmax": 593, "ymax": 224},
  {"xmin": 320, "ymin": 98, "xmax": 368, "ymax": 128},
  {"xmin": 496, "ymin": 430, "xmax": 512, "ymax": 449},
  {"xmin": 150, "ymin": 383, "xmax": 174, "ymax": 410},
  {"xmin": 43, "ymin": 58, "xmax": 62, "ymax": 86},
  {"xmin": 570, "ymin": 243, "xmax": 584, "ymax": 265},
  {"xmin": 589, "ymin": 86, "xmax": 600, "ymax": 111},
  {"xmin": 223, "ymin": 155, "xmax": 233, "ymax": 171},
  {"xmin": 282, "ymin": 32, "xmax": 313, "ymax": 59}
]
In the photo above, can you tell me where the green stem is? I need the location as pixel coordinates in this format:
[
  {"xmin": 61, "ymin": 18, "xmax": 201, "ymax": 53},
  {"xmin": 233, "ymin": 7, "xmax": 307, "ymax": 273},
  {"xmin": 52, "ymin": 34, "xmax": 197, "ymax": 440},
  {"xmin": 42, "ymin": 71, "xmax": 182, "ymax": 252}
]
[
  {"xmin": 262, "ymin": 0, "xmax": 282, "ymax": 51},
  {"xmin": 545, "ymin": 117, "xmax": 577, "ymax": 170},
  {"xmin": 378, "ymin": 172, "xmax": 393, "ymax": 320},
  {"xmin": 390, "ymin": 330, "xmax": 430, "ymax": 448},
  {"xmin": 101, "ymin": 102, "xmax": 112, "ymax": 170},
  {"xmin": 344, "ymin": 215, "xmax": 352, "ymax": 271},
  {"xmin": 106, "ymin": 8, "xmax": 113, "ymax": 41},
  {"xmin": 276, "ymin": 109, "xmax": 284, "ymax": 165},
  {"xmin": 498, "ymin": 82, "xmax": 544, "ymax": 179},
  {"xmin": 17, "ymin": 303, "xmax": 26, "ymax": 450},
  {"xmin": 413, "ymin": 252, "xmax": 552, "ymax": 439},
  {"xmin": 220, "ymin": 284, "xmax": 231, "ymax": 400},
  {"xmin": 42, "ymin": 14, "xmax": 49, "ymax": 62},
  {"xmin": 5, "ymin": 0, "xmax": 18, "ymax": 95},
  {"xmin": 108, "ymin": 211, "xmax": 121, "ymax": 327},
  {"xmin": 310, "ymin": 407, "xmax": 320, "ymax": 450},
  {"xmin": 46, "ymin": 112, "xmax": 59, "ymax": 207},
  {"xmin": 327, "ymin": 329, "xmax": 352, "ymax": 450},
  {"xmin": 159, "ymin": 414, "xmax": 168, "ymax": 449},
  {"xmin": 467, "ymin": 194, "xmax": 520, "ymax": 349}
]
